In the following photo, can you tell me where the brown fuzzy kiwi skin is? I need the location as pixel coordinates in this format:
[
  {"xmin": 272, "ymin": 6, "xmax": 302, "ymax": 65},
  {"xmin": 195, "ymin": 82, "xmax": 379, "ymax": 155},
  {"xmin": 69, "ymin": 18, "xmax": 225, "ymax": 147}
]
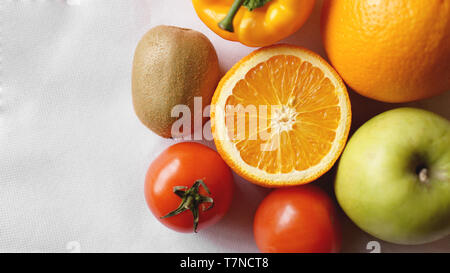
[{"xmin": 132, "ymin": 25, "xmax": 220, "ymax": 138}]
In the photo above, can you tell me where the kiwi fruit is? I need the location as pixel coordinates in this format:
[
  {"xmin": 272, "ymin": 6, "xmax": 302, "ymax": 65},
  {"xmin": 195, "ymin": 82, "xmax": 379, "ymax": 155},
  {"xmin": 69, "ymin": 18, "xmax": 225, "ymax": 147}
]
[{"xmin": 132, "ymin": 25, "xmax": 220, "ymax": 138}]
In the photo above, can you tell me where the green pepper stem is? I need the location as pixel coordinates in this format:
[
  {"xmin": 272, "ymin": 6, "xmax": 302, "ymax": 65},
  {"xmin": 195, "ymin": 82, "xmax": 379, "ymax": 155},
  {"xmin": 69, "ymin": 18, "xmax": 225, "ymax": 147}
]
[{"xmin": 218, "ymin": 0, "xmax": 245, "ymax": 33}]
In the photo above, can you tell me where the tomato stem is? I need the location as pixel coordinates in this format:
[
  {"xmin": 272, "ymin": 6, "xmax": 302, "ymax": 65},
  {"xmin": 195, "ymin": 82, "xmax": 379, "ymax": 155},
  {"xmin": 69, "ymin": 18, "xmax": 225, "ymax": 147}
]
[
  {"xmin": 218, "ymin": 0, "xmax": 245, "ymax": 33},
  {"xmin": 160, "ymin": 179, "xmax": 214, "ymax": 233}
]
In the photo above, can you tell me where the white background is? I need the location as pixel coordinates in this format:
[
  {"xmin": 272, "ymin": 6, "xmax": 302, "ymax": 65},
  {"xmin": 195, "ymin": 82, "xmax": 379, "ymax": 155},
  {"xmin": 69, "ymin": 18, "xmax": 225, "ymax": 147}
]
[{"xmin": 1, "ymin": 0, "xmax": 449, "ymax": 253}]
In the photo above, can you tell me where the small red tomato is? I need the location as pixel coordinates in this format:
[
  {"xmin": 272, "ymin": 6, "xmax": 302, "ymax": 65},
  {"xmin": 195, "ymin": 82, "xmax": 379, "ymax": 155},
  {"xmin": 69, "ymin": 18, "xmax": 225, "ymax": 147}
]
[
  {"xmin": 254, "ymin": 185, "xmax": 341, "ymax": 253},
  {"xmin": 145, "ymin": 142, "xmax": 234, "ymax": 233}
]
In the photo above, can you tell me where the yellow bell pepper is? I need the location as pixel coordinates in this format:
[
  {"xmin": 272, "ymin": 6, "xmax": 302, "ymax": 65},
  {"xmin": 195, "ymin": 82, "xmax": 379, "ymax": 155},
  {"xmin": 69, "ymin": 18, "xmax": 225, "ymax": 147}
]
[{"xmin": 192, "ymin": 0, "xmax": 316, "ymax": 47}]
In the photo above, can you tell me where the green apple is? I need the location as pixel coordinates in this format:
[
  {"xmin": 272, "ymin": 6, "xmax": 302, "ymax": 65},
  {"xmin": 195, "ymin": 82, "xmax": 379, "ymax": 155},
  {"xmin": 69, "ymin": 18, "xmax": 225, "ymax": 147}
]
[{"xmin": 335, "ymin": 107, "xmax": 450, "ymax": 245}]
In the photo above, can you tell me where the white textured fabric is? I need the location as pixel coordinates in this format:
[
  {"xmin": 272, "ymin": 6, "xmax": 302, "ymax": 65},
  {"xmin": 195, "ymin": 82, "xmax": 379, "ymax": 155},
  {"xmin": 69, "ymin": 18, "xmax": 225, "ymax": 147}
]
[{"xmin": 1, "ymin": 0, "xmax": 448, "ymax": 253}]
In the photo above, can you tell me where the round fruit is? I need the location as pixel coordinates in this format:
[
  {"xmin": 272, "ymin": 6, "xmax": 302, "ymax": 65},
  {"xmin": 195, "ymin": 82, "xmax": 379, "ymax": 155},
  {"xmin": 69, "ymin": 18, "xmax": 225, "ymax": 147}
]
[
  {"xmin": 211, "ymin": 44, "xmax": 351, "ymax": 187},
  {"xmin": 132, "ymin": 25, "xmax": 220, "ymax": 138},
  {"xmin": 254, "ymin": 185, "xmax": 341, "ymax": 253},
  {"xmin": 336, "ymin": 108, "xmax": 450, "ymax": 245},
  {"xmin": 144, "ymin": 142, "xmax": 234, "ymax": 233},
  {"xmin": 321, "ymin": 0, "xmax": 450, "ymax": 103}
]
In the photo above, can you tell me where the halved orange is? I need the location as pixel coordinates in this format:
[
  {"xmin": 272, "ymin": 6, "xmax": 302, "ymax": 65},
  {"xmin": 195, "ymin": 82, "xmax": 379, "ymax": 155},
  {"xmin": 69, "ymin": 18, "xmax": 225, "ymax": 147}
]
[{"xmin": 211, "ymin": 44, "xmax": 351, "ymax": 187}]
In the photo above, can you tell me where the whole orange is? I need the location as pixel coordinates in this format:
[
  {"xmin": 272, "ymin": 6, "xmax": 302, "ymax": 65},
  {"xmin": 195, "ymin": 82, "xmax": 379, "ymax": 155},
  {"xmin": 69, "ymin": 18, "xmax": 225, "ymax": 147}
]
[{"xmin": 321, "ymin": 0, "xmax": 450, "ymax": 103}]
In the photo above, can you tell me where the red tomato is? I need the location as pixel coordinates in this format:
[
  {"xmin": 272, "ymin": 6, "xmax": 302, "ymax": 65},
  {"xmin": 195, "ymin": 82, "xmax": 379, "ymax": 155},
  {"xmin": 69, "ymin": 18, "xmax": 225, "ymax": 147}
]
[
  {"xmin": 145, "ymin": 142, "xmax": 234, "ymax": 233},
  {"xmin": 254, "ymin": 185, "xmax": 341, "ymax": 253}
]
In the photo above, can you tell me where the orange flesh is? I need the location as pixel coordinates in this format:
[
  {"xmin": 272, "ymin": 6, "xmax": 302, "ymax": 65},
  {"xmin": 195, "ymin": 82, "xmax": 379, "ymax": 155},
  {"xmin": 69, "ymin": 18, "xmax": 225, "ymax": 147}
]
[{"xmin": 225, "ymin": 55, "xmax": 341, "ymax": 174}]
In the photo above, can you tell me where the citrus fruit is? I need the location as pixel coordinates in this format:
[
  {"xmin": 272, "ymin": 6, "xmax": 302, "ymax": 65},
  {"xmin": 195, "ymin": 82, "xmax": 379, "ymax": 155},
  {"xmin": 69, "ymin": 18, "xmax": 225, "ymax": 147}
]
[
  {"xmin": 321, "ymin": 0, "xmax": 450, "ymax": 103},
  {"xmin": 211, "ymin": 45, "xmax": 351, "ymax": 187}
]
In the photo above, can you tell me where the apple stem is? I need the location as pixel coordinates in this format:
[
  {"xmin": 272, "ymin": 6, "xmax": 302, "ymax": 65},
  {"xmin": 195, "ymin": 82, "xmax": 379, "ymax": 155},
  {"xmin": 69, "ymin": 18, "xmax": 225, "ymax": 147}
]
[{"xmin": 418, "ymin": 168, "xmax": 429, "ymax": 184}]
